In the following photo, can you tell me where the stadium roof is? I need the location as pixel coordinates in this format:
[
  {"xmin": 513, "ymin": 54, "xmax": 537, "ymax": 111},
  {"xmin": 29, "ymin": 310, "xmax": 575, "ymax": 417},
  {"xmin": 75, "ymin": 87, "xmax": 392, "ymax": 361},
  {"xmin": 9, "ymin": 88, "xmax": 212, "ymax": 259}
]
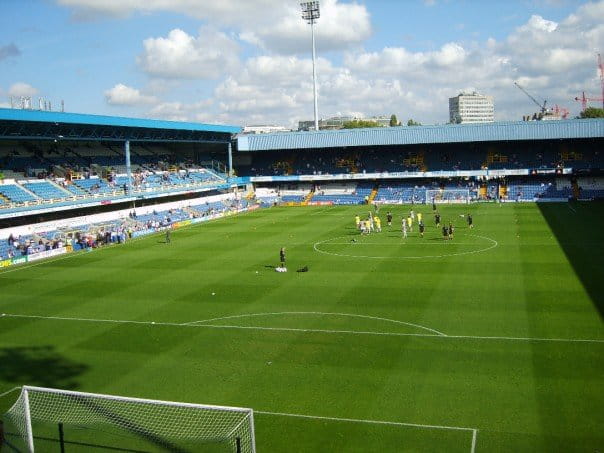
[
  {"xmin": 0, "ymin": 108, "xmax": 241, "ymax": 143},
  {"xmin": 237, "ymin": 119, "xmax": 604, "ymax": 152}
]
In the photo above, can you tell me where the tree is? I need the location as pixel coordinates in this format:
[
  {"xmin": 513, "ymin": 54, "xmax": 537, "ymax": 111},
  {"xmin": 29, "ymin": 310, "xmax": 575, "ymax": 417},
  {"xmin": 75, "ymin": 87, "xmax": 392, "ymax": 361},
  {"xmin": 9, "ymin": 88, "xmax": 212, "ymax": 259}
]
[
  {"xmin": 342, "ymin": 120, "xmax": 381, "ymax": 129},
  {"xmin": 407, "ymin": 119, "xmax": 421, "ymax": 126},
  {"xmin": 389, "ymin": 114, "xmax": 399, "ymax": 127},
  {"xmin": 579, "ymin": 107, "xmax": 604, "ymax": 118}
]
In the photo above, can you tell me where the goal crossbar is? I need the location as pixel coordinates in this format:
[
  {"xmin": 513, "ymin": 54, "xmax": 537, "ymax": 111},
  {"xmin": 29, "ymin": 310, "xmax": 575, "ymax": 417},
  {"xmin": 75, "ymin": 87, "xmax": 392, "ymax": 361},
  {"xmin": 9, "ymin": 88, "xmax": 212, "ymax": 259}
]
[
  {"xmin": 2, "ymin": 386, "xmax": 256, "ymax": 453},
  {"xmin": 426, "ymin": 189, "xmax": 470, "ymax": 204}
]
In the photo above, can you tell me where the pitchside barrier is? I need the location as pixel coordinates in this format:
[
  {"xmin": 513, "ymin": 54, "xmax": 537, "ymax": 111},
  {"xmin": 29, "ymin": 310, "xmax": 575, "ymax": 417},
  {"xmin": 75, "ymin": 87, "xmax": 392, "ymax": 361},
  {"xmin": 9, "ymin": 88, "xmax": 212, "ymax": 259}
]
[{"xmin": 2, "ymin": 386, "xmax": 256, "ymax": 453}]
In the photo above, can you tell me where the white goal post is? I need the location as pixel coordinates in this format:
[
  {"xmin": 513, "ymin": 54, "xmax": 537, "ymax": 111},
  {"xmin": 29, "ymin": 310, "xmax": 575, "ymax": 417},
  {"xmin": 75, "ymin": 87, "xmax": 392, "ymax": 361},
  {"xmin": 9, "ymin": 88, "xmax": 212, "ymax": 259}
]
[
  {"xmin": 2, "ymin": 386, "xmax": 256, "ymax": 453},
  {"xmin": 426, "ymin": 189, "xmax": 471, "ymax": 204}
]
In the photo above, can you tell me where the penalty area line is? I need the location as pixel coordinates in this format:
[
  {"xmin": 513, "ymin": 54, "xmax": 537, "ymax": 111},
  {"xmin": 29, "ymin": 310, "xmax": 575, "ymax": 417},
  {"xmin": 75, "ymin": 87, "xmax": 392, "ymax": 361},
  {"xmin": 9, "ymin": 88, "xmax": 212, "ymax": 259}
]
[
  {"xmin": 1, "ymin": 313, "xmax": 603, "ymax": 344},
  {"xmin": 184, "ymin": 311, "xmax": 447, "ymax": 336},
  {"xmin": 255, "ymin": 409, "xmax": 476, "ymax": 431},
  {"xmin": 471, "ymin": 429, "xmax": 478, "ymax": 453},
  {"xmin": 256, "ymin": 410, "xmax": 478, "ymax": 452}
]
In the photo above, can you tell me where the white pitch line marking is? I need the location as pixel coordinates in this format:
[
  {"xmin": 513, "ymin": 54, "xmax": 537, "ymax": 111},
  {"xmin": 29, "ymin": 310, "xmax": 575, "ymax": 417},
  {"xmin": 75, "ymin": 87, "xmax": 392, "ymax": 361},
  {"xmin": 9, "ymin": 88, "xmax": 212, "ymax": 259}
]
[
  {"xmin": 255, "ymin": 409, "xmax": 476, "ymax": 432},
  {"xmin": 184, "ymin": 311, "xmax": 447, "ymax": 336},
  {"xmin": 313, "ymin": 233, "xmax": 498, "ymax": 259},
  {"xmin": 471, "ymin": 429, "xmax": 478, "ymax": 453},
  {"xmin": 0, "ymin": 250, "xmax": 91, "ymax": 275},
  {"xmin": 326, "ymin": 242, "xmax": 482, "ymax": 246},
  {"xmin": 0, "ymin": 210, "xmax": 246, "ymax": 276},
  {"xmin": 0, "ymin": 387, "xmax": 21, "ymax": 399},
  {"xmin": 2, "ymin": 313, "xmax": 603, "ymax": 343},
  {"xmin": 568, "ymin": 204, "xmax": 577, "ymax": 213}
]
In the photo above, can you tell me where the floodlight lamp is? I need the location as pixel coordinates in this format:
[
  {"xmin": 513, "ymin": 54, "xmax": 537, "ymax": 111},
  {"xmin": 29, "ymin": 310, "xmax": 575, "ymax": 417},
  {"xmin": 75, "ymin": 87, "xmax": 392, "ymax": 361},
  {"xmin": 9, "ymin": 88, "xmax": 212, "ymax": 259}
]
[{"xmin": 301, "ymin": 1, "xmax": 320, "ymax": 23}]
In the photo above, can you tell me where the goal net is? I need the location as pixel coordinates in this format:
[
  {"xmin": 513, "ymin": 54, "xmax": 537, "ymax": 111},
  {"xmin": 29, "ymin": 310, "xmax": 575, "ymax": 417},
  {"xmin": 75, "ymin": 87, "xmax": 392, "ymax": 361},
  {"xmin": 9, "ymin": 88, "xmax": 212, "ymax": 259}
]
[
  {"xmin": 426, "ymin": 189, "xmax": 470, "ymax": 204},
  {"xmin": 2, "ymin": 386, "xmax": 255, "ymax": 453}
]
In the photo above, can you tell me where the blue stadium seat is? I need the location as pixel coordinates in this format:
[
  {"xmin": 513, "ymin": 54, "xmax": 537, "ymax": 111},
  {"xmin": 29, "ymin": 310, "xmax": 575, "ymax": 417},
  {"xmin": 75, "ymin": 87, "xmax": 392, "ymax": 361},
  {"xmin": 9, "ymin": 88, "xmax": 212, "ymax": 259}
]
[
  {"xmin": 22, "ymin": 182, "xmax": 69, "ymax": 200},
  {"xmin": 0, "ymin": 184, "xmax": 39, "ymax": 203}
]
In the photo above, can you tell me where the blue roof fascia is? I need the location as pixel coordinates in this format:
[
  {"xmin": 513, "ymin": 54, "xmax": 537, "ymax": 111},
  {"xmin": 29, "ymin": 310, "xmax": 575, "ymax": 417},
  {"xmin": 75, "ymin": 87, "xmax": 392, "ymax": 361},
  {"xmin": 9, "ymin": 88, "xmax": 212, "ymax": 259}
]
[{"xmin": 0, "ymin": 108, "xmax": 241, "ymax": 134}]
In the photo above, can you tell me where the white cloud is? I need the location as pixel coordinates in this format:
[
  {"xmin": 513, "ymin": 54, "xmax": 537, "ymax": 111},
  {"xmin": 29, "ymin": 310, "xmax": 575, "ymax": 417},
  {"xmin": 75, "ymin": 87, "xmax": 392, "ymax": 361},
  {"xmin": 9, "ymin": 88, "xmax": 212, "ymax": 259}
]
[
  {"xmin": 8, "ymin": 82, "xmax": 39, "ymax": 97},
  {"xmin": 58, "ymin": 0, "xmax": 370, "ymax": 54},
  {"xmin": 104, "ymin": 83, "xmax": 158, "ymax": 105},
  {"xmin": 239, "ymin": 0, "xmax": 371, "ymax": 54},
  {"xmin": 333, "ymin": 3, "xmax": 604, "ymax": 123},
  {"xmin": 137, "ymin": 27, "xmax": 239, "ymax": 79},
  {"xmin": 147, "ymin": 99, "xmax": 214, "ymax": 122},
  {"xmin": 209, "ymin": 55, "xmax": 418, "ymax": 128},
  {"xmin": 86, "ymin": 1, "xmax": 604, "ymax": 126}
]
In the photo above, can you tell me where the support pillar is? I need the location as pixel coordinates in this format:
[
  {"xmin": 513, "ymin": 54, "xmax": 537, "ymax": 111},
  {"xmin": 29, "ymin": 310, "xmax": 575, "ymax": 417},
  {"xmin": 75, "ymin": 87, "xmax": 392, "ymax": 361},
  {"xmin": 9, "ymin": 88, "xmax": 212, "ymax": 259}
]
[
  {"xmin": 124, "ymin": 140, "xmax": 132, "ymax": 195},
  {"xmin": 227, "ymin": 142, "xmax": 233, "ymax": 182}
]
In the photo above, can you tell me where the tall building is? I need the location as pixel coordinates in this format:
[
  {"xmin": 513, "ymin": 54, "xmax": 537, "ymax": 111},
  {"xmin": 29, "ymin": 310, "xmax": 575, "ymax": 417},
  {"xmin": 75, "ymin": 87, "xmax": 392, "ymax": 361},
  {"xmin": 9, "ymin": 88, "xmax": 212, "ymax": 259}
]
[{"xmin": 449, "ymin": 92, "xmax": 494, "ymax": 124}]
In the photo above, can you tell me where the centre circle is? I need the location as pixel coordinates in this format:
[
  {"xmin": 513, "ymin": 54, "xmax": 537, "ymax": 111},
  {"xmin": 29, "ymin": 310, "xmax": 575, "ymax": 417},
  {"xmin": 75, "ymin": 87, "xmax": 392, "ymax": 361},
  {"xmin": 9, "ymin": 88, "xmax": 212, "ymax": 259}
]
[{"xmin": 313, "ymin": 233, "xmax": 498, "ymax": 259}]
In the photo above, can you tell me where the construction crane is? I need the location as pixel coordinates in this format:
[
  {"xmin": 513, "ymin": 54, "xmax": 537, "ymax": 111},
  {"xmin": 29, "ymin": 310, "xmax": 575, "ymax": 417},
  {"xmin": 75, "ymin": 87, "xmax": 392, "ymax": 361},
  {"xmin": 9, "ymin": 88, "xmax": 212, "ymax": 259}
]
[
  {"xmin": 574, "ymin": 91, "xmax": 604, "ymax": 111},
  {"xmin": 574, "ymin": 53, "xmax": 604, "ymax": 111},
  {"xmin": 553, "ymin": 104, "xmax": 569, "ymax": 119},
  {"xmin": 514, "ymin": 81, "xmax": 547, "ymax": 113}
]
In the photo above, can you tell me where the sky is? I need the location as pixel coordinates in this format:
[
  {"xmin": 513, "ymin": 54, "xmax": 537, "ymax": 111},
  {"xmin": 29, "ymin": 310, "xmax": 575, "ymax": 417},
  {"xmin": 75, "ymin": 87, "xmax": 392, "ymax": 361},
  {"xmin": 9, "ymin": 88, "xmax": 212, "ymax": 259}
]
[{"xmin": 0, "ymin": 0, "xmax": 602, "ymax": 128}]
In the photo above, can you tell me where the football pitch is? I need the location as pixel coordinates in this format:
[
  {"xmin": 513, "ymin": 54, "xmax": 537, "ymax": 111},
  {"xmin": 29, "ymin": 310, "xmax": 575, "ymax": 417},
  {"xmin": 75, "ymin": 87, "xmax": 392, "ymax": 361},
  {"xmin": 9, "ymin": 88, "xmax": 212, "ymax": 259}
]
[{"xmin": 1, "ymin": 202, "xmax": 603, "ymax": 452}]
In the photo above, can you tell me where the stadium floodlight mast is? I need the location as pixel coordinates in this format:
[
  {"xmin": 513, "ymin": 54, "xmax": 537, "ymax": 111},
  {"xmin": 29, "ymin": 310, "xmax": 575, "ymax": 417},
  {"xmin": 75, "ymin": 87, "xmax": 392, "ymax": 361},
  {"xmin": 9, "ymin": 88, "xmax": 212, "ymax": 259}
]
[{"xmin": 301, "ymin": 1, "xmax": 320, "ymax": 131}]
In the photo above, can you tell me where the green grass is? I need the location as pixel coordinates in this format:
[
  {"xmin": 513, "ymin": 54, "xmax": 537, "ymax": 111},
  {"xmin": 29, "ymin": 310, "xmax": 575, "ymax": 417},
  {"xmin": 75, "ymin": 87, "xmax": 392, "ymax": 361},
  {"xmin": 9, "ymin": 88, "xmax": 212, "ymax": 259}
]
[{"xmin": 1, "ymin": 203, "xmax": 603, "ymax": 452}]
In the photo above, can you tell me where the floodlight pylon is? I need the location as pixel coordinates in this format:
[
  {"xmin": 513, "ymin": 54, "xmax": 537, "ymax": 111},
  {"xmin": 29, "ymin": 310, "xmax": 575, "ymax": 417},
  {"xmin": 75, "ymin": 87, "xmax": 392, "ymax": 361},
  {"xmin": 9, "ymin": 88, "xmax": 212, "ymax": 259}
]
[{"xmin": 301, "ymin": 2, "xmax": 321, "ymax": 131}]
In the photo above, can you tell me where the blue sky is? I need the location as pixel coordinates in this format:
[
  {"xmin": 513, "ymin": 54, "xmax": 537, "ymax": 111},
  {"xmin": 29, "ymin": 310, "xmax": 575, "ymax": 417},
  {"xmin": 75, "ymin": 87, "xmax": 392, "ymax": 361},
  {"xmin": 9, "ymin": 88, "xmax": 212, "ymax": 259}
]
[{"xmin": 0, "ymin": 0, "xmax": 602, "ymax": 127}]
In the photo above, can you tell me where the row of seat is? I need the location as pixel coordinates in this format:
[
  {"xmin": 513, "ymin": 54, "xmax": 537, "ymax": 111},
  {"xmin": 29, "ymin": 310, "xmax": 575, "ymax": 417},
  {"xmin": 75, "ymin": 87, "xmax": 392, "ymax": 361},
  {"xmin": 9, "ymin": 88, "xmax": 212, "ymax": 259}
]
[{"xmin": 0, "ymin": 170, "xmax": 223, "ymax": 207}]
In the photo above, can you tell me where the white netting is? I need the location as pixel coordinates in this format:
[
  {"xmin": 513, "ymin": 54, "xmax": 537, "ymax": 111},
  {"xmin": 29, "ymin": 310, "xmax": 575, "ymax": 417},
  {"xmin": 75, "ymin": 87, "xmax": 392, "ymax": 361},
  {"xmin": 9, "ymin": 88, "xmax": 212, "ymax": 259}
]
[
  {"xmin": 426, "ymin": 189, "xmax": 470, "ymax": 204},
  {"xmin": 2, "ymin": 386, "xmax": 255, "ymax": 453}
]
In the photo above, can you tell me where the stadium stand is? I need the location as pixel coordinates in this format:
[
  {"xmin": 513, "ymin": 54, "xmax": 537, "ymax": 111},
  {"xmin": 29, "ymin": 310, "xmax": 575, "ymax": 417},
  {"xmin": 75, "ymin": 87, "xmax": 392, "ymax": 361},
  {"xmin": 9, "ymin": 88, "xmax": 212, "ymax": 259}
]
[
  {"xmin": 72, "ymin": 177, "xmax": 115, "ymax": 195},
  {"xmin": 234, "ymin": 138, "xmax": 604, "ymax": 177},
  {"xmin": 576, "ymin": 177, "xmax": 604, "ymax": 199},
  {"xmin": 375, "ymin": 182, "xmax": 426, "ymax": 204},
  {"xmin": 22, "ymin": 181, "xmax": 70, "ymax": 200},
  {"xmin": 0, "ymin": 184, "xmax": 39, "ymax": 203},
  {"xmin": 504, "ymin": 178, "xmax": 571, "ymax": 201}
]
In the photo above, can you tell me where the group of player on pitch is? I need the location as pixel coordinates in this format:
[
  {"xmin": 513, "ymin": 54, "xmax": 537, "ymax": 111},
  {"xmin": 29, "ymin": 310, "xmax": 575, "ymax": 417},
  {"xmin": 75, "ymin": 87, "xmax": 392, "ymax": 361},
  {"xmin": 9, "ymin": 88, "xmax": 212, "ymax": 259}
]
[{"xmin": 355, "ymin": 209, "xmax": 473, "ymax": 240}]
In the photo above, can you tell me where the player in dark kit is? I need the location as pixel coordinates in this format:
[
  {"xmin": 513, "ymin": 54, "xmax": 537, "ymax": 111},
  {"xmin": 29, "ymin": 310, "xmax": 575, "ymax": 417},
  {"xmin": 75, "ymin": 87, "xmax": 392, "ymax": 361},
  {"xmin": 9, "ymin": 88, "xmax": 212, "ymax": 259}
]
[
  {"xmin": 280, "ymin": 247, "xmax": 286, "ymax": 267},
  {"xmin": 435, "ymin": 213, "xmax": 441, "ymax": 227},
  {"xmin": 442, "ymin": 225, "xmax": 448, "ymax": 240},
  {"xmin": 432, "ymin": 197, "xmax": 436, "ymax": 211},
  {"xmin": 448, "ymin": 222, "xmax": 454, "ymax": 239},
  {"xmin": 419, "ymin": 221, "xmax": 425, "ymax": 237},
  {"xmin": 386, "ymin": 211, "xmax": 393, "ymax": 226},
  {"xmin": 467, "ymin": 214, "xmax": 473, "ymax": 228}
]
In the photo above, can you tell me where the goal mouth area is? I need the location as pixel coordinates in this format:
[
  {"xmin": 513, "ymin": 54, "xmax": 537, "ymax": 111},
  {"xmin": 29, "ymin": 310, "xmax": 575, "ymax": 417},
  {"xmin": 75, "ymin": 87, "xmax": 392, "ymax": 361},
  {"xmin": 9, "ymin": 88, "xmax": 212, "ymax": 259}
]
[
  {"xmin": 426, "ymin": 189, "xmax": 471, "ymax": 204},
  {"xmin": 2, "ymin": 386, "xmax": 256, "ymax": 453}
]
